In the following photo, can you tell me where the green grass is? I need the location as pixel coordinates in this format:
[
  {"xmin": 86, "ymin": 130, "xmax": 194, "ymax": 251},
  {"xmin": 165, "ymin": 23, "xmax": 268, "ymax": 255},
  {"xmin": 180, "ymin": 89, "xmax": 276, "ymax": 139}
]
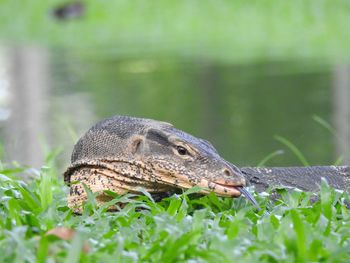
[{"xmin": 1, "ymin": 161, "xmax": 350, "ymax": 262}]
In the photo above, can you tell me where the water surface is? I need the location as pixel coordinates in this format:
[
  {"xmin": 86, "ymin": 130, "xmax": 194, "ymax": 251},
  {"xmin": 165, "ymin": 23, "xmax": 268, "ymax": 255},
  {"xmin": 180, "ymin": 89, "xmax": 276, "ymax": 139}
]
[{"xmin": 1, "ymin": 49, "xmax": 347, "ymax": 170}]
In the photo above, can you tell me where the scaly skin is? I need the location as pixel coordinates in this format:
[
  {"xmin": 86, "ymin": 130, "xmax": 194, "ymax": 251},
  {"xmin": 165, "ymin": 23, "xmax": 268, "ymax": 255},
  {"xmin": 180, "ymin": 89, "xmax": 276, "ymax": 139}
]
[{"xmin": 64, "ymin": 116, "xmax": 247, "ymax": 212}]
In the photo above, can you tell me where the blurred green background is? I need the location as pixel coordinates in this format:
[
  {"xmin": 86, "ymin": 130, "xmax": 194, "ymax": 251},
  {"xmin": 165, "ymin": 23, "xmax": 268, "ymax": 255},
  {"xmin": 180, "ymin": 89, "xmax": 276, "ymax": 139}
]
[{"xmin": 0, "ymin": 0, "xmax": 349, "ymax": 170}]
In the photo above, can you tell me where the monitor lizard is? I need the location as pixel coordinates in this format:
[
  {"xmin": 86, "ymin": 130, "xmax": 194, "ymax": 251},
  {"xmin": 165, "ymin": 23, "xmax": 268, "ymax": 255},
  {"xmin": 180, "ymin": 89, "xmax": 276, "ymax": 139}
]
[{"xmin": 64, "ymin": 115, "xmax": 258, "ymax": 212}]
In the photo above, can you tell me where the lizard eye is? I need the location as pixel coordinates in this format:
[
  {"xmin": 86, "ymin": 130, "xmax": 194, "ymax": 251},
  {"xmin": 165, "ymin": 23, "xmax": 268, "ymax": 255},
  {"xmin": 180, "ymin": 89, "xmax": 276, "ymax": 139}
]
[{"xmin": 176, "ymin": 146, "xmax": 188, "ymax": 155}]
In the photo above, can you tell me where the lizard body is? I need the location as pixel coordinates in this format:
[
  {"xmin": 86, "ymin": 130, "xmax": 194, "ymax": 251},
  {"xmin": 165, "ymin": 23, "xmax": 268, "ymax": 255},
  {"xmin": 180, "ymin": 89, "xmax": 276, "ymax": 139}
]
[{"xmin": 64, "ymin": 116, "xmax": 253, "ymax": 212}]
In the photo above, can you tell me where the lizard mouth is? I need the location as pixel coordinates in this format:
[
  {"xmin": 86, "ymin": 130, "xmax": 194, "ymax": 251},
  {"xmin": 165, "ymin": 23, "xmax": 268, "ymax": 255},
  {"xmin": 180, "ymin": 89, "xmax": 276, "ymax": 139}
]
[{"xmin": 213, "ymin": 182, "xmax": 243, "ymax": 196}]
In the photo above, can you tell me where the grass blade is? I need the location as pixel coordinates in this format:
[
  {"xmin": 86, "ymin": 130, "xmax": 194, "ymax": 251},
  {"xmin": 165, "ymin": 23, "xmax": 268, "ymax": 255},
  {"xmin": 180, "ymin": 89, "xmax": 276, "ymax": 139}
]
[
  {"xmin": 291, "ymin": 210, "xmax": 306, "ymax": 260},
  {"xmin": 274, "ymin": 135, "xmax": 309, "ymax": 166},
  {"xmin": 312, "ymin": 115, "xmax": 338, "ymax": 137},
  {"xmin": 257, "ymin": 150, "xmax": 284, "ymax": 167}
]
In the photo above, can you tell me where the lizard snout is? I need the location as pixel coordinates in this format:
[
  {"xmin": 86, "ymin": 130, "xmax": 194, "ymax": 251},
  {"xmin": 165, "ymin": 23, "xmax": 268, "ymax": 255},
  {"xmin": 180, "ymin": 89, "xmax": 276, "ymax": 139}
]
[
  {"xmin": 209, "ymin": 164, "xmax": 260, "ymax": 209},
  {"xmin": 205, "ymin": 165, "xmax": 246, "ymax": 197},
  {"xmin": 218, "ymin": 165, "xmax": 246, "ymax": 186},
  {"xmin": 215, "ymin": 177, "xmax": 246, "ymax": 187}
]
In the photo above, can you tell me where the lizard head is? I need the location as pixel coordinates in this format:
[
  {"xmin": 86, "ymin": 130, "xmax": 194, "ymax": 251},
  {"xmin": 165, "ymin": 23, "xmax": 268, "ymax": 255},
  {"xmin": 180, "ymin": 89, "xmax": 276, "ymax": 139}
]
[
  {"xmin": 66, "ymin": 116, "xmax": 261, "ymax": 213},
  {"xmin": 69, "ymin": 116, "xmax": 247, "ymax": 198},
  {"xmin": 129, "ymin": 123, "xmax": 246, "ymax": 197}
]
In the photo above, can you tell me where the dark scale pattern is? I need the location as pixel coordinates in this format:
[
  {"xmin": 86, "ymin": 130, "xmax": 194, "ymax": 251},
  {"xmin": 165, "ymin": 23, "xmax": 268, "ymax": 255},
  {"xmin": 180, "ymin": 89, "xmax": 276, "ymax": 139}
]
[{"xmin": 71, "ymin": 116, "xmax": 172, "ymax": 163}]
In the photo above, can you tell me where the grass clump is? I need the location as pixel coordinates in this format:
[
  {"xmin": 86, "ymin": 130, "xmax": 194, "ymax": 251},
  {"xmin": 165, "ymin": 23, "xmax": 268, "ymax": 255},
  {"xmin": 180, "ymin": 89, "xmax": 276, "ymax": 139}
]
[{"xmin": 1, "ymin": 162, "xmax": 350, "ymax": 262}]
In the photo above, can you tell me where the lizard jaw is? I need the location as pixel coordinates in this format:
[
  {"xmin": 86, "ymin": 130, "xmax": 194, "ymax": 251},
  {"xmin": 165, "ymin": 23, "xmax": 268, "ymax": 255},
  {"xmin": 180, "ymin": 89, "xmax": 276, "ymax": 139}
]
[{"xmin": 213, "ymin": 182, "xmax": 242, "ymax": 197}]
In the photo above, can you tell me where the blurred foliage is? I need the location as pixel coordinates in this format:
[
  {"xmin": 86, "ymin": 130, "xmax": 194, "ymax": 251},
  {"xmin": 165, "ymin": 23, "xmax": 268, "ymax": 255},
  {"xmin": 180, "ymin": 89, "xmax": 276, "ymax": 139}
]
[{"xmin": 1, "ymin": 0, "xmax": 350, "ymax": 62}]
